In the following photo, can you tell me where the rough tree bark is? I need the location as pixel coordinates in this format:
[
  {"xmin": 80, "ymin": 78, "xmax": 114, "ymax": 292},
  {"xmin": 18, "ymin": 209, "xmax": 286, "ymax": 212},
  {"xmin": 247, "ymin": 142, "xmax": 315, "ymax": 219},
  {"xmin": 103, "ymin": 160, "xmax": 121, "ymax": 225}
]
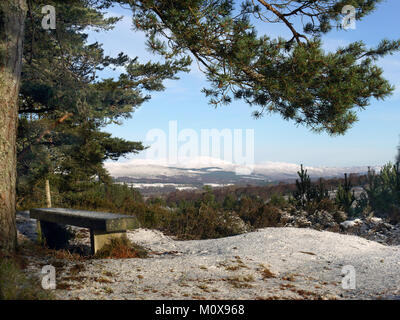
[{"xmin": 0, "ymin": 0, "xmax": 27, "ymax": 253}]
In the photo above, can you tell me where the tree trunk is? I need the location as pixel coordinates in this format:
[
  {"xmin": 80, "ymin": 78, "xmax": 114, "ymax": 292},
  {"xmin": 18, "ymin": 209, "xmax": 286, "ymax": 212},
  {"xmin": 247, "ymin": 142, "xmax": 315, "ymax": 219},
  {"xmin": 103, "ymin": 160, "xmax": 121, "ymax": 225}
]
[{"xmin": 0, "ymin": 0, "xmax": 27, "ymax": 253}]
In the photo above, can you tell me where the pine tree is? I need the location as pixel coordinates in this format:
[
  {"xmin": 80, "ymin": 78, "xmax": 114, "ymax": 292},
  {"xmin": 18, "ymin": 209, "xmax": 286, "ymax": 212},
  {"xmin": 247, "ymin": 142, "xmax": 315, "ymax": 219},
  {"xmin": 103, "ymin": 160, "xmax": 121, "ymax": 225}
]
[
  {"xmin": 17, "ymin": 0, "xmax": 191, "ymax": 204},
  {"xmin": 336, "ymin": 173, "xmax": 356, "ymax": 214},
  {"xmin": 126, "ymin": 0, "xmax": 400, "ymax": 135},
  {"xmin": 294, "ymin": 164, "xmax": 313, "ymax": 207},
  {"xmin": 315, "ymin": 178, "xmax": 329, "ymax": 203}
]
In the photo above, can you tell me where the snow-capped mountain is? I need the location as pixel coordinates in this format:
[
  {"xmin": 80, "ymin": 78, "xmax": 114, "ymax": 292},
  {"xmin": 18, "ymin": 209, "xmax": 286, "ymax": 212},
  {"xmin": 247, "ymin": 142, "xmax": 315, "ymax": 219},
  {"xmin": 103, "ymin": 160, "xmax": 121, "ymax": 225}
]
[{"xmin": 104, "ymin": 157, "xmax": 380, "ymax": 193}]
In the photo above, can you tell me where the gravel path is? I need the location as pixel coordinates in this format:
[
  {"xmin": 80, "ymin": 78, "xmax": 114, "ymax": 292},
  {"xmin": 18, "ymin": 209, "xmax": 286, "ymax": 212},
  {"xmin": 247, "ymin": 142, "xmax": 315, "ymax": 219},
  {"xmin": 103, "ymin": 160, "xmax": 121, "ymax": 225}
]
[{"xmin": 16, "ymin": 212, "xmax": 400, "ymax": 300}]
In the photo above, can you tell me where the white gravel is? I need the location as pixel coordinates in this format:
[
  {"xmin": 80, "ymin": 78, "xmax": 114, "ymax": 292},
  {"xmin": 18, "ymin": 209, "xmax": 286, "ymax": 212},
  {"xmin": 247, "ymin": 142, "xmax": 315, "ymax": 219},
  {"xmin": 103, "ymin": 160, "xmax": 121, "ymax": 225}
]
[{"xmin": 16, "ymin": 212, "xmax": 400, "ymax": 300}]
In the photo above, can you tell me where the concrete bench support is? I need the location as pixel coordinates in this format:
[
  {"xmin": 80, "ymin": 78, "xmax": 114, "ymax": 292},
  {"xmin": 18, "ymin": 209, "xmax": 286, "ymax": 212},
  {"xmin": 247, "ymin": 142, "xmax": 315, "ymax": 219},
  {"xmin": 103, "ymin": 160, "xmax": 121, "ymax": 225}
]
[
  {"xmin": 90, "ymin": 229, "xmax": 127, "ymax": 254},
  {"xmin": 30, "ymin": 208, "xmax": 139, "ymax": 254}
]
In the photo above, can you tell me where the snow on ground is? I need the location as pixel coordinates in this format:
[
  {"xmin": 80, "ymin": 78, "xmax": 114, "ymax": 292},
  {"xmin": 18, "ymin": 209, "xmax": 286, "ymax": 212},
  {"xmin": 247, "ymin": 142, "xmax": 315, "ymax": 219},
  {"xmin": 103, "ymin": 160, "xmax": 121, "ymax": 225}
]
[{"xmin": 16, "ymin": 212, "xmax": 400, "ymax": 300}]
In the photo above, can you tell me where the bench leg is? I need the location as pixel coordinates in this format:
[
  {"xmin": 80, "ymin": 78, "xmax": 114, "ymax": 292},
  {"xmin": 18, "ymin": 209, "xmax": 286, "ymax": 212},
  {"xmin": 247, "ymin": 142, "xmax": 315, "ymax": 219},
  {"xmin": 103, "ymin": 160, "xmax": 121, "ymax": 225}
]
[
  {"xmin": 90, "ymin": 230, "xmax": 127, "ymax": 255},
  {"xmin": 36, "ymin": 220, "xmax": 43, "ymax": 244},
  {"xmin": 40, "ymin": 220, "xmax": 71, "ymax": 249}
]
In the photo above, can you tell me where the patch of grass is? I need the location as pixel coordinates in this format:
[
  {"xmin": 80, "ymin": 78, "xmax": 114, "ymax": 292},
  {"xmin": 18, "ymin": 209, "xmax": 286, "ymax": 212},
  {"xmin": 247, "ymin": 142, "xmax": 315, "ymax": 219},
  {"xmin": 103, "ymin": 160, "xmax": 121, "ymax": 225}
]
[
  {"xmin": 218, "ymin": 257, "xmax": 249, "ymax": 272},
  {"xmin": 225, "ymin": 265, "xmax": 240, "ymax": 271},
  {"xmin": 290, "ymin": 288, "xmax": 320, "ymax": 299},
  {"xmin": 94, "ymin": 236, "xmax": 149, "ymax": 259},
  {"xmin": 197, "ymin": 284, "xmax": 210, "ymax": 292},
  {"xmin": 57, "ymin": 282, "xmax": 73, "ymax": 290},
  {"xmin": 0, "ymin": 257, "xmax": 53, "ymax": 300},
  {"xmin": 258, "ymin": 264, "xmax": 276, "ymax": 279},
  {"xmin": 51, "ymin": 249, "xmax": 85, "ymax": 262},
  {"xmin": 103, "ymin": 287, "xmax": 114, "ymax": 294},
  {"xmin": 69, "ymin": 263, "xmax": 85, "ymax": 275},
  {"xmin": 280, "ymin": 283, "xmax": 295, "ymax": 290},
  {"xmin": 282, "ymin": 274, "xmax": 296, "ymax": 282},
  {"xmin": 93, "ymin": 277, "xmax": 113, "ymax": 284},
  {"xmin": 224, "ymin": 275, "xmax": 255, "ymax": 289},
  {"xmin": 161, "ymin": 292, "xmax": 173, "ymax": 298},
  {"xmin": 61, "ymin": 276, "xmax": 86, "ymax": 282},
  {"xmin": 256, "ymin": 296, "xmax": 282, "ymax": 300},
  {"xmin": 179, "ymin": 282, "xmax": 190, "ymax": 287}
]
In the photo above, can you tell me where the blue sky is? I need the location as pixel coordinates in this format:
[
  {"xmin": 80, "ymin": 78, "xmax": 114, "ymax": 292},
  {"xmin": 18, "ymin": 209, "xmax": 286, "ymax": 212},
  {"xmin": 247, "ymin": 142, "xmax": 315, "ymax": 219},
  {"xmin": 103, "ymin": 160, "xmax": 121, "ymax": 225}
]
[{"xmin": 88, "ymin": 0, "xmax": 400, "ymax": 167}]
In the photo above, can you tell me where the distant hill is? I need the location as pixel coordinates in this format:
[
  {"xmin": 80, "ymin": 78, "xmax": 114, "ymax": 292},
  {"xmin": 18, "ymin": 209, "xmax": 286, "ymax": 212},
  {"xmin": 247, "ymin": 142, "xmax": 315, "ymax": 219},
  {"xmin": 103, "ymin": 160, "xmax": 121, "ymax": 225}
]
[{"xmin": 104, "ymin": 157, "xmax": 380, "ymax": 195}]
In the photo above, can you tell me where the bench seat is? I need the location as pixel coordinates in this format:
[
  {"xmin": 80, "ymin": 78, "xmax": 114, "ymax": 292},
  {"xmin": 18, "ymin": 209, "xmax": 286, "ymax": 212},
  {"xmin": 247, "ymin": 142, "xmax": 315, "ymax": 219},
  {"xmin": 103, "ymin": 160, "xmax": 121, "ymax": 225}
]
[{"xmin": 30, "ymin": 208, "xmax": 140, "ymax": 254}]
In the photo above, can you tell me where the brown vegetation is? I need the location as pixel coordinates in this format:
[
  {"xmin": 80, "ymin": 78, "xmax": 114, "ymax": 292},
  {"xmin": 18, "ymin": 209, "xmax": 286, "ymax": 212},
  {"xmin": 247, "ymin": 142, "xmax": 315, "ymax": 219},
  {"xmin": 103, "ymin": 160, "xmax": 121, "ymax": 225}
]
[{"xmin": 94, "ymin": 236, "xmax": 148, "ymax": 259}]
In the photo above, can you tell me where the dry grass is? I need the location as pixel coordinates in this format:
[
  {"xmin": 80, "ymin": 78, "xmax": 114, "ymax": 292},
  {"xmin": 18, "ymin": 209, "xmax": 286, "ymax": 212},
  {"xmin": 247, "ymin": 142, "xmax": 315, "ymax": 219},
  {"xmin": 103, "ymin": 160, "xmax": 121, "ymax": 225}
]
[
  {"xmin": 280, "ymin": 283, "xmax": 295, "ymax": 289},
  {"xmin": 94, "ymin": 236, "xmax": 148, "ymax": 259},
  {"xmin": 61, "ymin": 275, "xmax": 86, "ymax": 282},
  {"xmin": 197, "ymin": 284, "xmax": 211, "ymax": 292},
  {"xmin": 282, "ymin": 274, "xmax": 296, "ymax": 282},
  {"xmin": 56, "ymin": 282, "xmax": 73, "ymax": 291},
  {"xmin": 256, "ymin": 296, "xmax": 282, "ymax": 300},
  {"xmin": 299, "ymin": 251, "xmax": 316, "ymax": 256},
  {"xmin": 103, "ymin": 287, "xmax": 114, "ymax": 294},
  {"xmin": 225, "ymin": 265, "xmax": 241, "ymax": 271},
  {"xmin": 52, "ymin": 250, "xmax": 85, "ymax": 262},
  {"xmin": 94, "ymin": 277, "xmax": 113, "ymax": 284},
  {"xmin": 69, "ymin": 263, "xmax": 85, "ymax": 275},
  {"xmin": 219, "ymin": 256, "xmax": 249, "ymax": 271},
  {"xmin": 258, "ymin": 264, "xmax": 276, "ymax": 279},
  {"xmin": 290, "ymin": 288, "xmax": 321, "ymax": 299},
  {"xmin": 224, "ymin": 275, "xmax": 255, "ymax": 288}
]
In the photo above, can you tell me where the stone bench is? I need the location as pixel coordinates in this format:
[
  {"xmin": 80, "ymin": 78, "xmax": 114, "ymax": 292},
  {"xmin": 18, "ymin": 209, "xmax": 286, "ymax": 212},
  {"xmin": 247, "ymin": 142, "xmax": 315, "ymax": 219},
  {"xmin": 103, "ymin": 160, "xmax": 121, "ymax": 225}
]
[{"xmin": 30, "ymin": 208, "xmax": 139, "ymax": 254}]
